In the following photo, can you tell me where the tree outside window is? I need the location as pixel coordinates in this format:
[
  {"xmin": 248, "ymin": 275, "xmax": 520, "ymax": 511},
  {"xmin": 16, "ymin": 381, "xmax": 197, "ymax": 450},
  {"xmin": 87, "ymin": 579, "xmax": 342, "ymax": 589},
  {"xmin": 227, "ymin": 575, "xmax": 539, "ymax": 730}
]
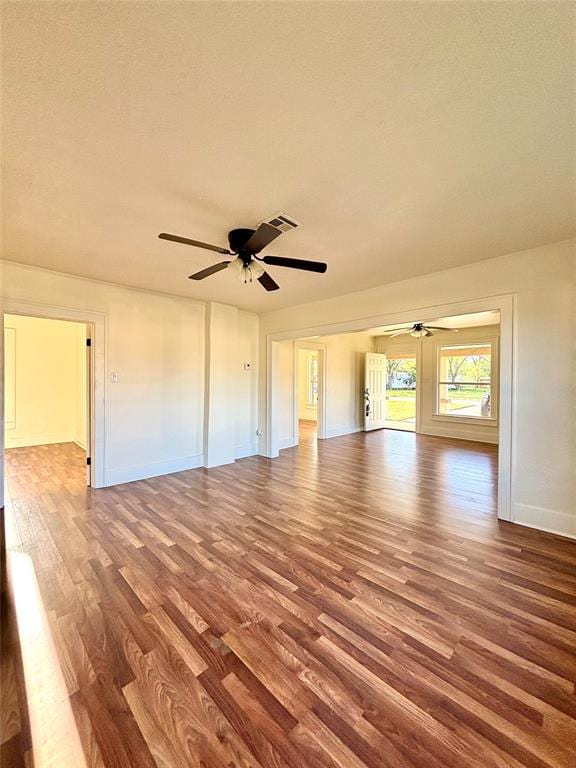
[{"xmin": 438, "ymin": 344, "xmax": 493, "ymax": 418}]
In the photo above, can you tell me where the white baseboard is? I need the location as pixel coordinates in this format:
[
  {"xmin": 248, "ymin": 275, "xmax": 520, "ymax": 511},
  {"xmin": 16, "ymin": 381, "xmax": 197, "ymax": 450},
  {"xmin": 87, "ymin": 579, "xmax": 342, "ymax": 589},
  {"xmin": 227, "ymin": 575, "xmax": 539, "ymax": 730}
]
[
  {"xmin": 5, "ymin": 432, "xmax": 76, "ymax": 449},
  {"xmin": 513, "ymin": 502, "xmax": 575, "ymax": 540},
  {"xmin": 105, "ymin": 454, "xmax": 203, "ymax": 487},
  {"xmin": 281, "ymin": 424, "xmax": 363, "ymax": 447},
  {"xmin": 235, "ymin": 442, "xmax": 259, "ymax": 460},
  {"xmin": 419, "ymin": 425, "xmax": 499, "ymax": 445},
  {"xmin": 323, "ymin": 424, "xmax": 364, "ymax": 439},
  {"xmin": 74, "ymin": 439, "xmax": 87, "ymax": 450}
]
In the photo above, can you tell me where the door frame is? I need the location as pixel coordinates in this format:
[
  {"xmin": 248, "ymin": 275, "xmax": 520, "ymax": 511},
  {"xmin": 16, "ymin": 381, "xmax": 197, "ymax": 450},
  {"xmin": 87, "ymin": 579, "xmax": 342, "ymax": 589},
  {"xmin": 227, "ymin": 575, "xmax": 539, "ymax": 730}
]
[
  {"xmin": 265, "ymin": 294, "xmax": 514, "ymax": 522},
  {"xmin": 293, "ymin": 341, "xmax": 326, "ymax": 443},
  {"xmin": 380, "ymin": 340, "xmax": 421, "ymax": 433},
  {"xmin": 1, "ymin": 299, "xmax": 105, "ymax": 489}
]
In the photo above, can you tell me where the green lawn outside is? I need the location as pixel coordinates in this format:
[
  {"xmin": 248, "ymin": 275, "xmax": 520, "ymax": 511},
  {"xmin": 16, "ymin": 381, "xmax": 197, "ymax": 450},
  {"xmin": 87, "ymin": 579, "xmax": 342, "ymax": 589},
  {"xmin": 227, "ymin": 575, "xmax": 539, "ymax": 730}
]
[
  {"xmin": 389, "ymin": 387, "xmax": 488, "ymax": 399},
  {"xmin": 386, "ymin": 392, "xmax": 416, "ymax": 422},
  {"xmin": 385, "ymin": 387, "xmax": 488, "ymax": 421}
]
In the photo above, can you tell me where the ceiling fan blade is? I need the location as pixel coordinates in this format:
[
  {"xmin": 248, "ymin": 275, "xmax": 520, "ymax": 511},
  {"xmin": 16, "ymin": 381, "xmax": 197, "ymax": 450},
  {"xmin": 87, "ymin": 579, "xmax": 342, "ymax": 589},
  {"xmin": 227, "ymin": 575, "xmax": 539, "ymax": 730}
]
[
  {"xmin": 261, "ymin": 255, "xmax": 327, "ymax": 273},
  {"xmin": 258, "ymin": 270, "xmax": 280, "ymax": 292},
  {"xmin": 382, "ymin": 327, "xmax": 410, "ymax": 334},
  {"xmin": 188, "ymin": 261, "xmax": 230, "ymax": 280},
  {"xmin": 244, "ymin": 223, "xmax": 282, "ymax": 254},
  {"xmin": 425, "ymin": 326, "xmax": 459, "ymax": 332},
  {"xmin": 159, "ymin": 233, "xmax": 231, "ymax": 255},
  {"xmin": 389, "ymin": 329, "xmax": 411, "ymax": 337}
]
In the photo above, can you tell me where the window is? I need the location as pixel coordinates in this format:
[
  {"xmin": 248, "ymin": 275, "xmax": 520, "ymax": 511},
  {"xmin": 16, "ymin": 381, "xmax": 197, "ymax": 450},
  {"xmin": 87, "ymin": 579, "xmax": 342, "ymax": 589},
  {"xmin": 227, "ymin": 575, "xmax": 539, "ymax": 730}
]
[
  {"xmin": 306, "ymin": 354, "xmax": 319, "ymax": 407},
  {"xmin": 437, "ymin": 343, "xmax": 494, "ymax": 419}
]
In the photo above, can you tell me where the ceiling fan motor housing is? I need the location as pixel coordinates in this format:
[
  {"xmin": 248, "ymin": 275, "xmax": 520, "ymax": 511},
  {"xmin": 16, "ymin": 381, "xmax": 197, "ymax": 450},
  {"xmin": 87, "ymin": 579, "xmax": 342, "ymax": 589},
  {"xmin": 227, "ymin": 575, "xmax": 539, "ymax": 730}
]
[{"xmin": 228, "ymin": 228, "xmax": 257, "ymax": 260}]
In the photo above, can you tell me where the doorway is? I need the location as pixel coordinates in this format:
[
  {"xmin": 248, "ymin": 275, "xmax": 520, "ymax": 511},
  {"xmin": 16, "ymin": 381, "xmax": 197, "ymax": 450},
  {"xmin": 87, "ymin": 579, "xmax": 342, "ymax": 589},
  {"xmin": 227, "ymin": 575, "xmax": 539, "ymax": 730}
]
[
  {"xmin": 384, "ymin": 350, "xmax": 417, "ymax": 432},
  {"xmin": 297, "ymin": 348, "xmax": 319, "ymax": 441},
  {"xmin": 266, "ymin": 296, "xmax": 512, "ymax": 521},
  {"xmin": 3, "ymin": 313, "xmax": 93, "ymax": 486}
]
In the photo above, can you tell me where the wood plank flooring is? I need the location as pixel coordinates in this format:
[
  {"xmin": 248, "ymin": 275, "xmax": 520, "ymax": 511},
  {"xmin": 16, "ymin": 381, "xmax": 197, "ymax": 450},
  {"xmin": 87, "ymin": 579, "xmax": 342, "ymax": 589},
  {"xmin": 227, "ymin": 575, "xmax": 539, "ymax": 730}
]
[
  {"xmin": 1, "ymin": 583, "xmax": 31, "ymax": 768},
  {"xmin": 299, "ymin": 419, "xmax": 318, "ymax": 441},
  {"xmin": 3, "ymin": 433, "xmax": 576, "ymax": 768}
]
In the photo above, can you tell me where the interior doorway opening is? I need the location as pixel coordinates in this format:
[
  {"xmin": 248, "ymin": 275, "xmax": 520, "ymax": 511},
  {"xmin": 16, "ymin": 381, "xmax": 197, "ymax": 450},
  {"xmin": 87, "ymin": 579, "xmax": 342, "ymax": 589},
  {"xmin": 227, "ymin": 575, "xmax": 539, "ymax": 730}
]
[
  {"xmin": 3, "ymin": 313, "xmax": 93, "ymax": 487},
  {"xmin": 297, "ymin": 347, "xmax": 319, "ymax": 442},
  {"xmin": 270, "ymin": 301, "xmax": 509, "ymax": 520}
]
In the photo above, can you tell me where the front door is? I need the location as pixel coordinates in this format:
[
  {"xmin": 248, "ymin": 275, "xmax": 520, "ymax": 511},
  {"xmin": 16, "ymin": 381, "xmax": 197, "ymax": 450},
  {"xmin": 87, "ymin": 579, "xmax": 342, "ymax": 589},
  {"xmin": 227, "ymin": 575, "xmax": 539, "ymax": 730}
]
[{"xmin": 364, "ymin": 352, "xmax": 387, "ymax": 431}]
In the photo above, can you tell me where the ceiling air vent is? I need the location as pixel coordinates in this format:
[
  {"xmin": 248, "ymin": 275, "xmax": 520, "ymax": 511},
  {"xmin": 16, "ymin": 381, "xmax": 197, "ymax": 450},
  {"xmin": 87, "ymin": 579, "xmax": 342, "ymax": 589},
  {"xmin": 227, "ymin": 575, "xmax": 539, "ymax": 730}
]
[{"xmin": 262, "ymin": 212, "xmax": 301, "ymax": 233}]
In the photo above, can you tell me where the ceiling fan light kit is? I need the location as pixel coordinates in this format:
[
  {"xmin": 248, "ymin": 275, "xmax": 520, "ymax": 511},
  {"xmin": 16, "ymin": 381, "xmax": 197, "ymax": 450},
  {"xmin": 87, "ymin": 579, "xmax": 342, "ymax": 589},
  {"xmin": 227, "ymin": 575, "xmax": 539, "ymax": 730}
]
[
  {"xmin": 228, "ymin": 256, "xmax": 265, "ymax": 283},
  {"xmin": 410, "ymin": 327, "xmax": 432, "ymax": 338},
  {"xmin": 158, "ymin": 213, "xmax": 326, "ymax": 292}
]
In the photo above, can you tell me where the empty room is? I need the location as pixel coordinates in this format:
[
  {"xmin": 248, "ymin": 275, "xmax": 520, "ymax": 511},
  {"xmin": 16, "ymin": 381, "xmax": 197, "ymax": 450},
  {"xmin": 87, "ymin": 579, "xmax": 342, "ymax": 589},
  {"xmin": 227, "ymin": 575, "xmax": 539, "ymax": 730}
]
[{"xmin": 1, "ymin": 3, "xmax": 575, "ymax": 768}]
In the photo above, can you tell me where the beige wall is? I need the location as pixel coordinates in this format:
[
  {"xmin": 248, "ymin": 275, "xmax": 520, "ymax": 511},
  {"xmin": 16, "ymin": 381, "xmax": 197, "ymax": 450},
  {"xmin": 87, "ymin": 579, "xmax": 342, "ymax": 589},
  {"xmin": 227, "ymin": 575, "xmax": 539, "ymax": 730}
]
[
  {"xmin": 374, "ymin": 324, "xmax": 500, "ymax": 444},
  {"xmin": 4, "ymin": 314, "xmax": 86, "ymax": 449}
]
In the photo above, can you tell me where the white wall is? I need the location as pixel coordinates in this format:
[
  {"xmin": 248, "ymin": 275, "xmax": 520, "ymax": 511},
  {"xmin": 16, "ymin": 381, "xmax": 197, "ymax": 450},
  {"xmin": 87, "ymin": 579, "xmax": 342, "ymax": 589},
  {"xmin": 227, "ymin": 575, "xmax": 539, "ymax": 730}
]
[
  {"xmin": 235, "ymin": 310, "xmax": 259, "ymax": 459},
  {"xmin": 259, "ymin": 239, "xmax": 576, "ymax": 538},
  {"xmin": 0, "ymin": 263, "xmax": 259, "ymax": 488},
  {"xmin": 203, "ymin": 302, "xmax": 259, "ymax": 467},
  {"xmin": 4, "ymin": 314, "xmax": 86, "ymax": 449},
  {"xmin": 374, "ymin": 324, "xmax": 500, "ymax": 444}
]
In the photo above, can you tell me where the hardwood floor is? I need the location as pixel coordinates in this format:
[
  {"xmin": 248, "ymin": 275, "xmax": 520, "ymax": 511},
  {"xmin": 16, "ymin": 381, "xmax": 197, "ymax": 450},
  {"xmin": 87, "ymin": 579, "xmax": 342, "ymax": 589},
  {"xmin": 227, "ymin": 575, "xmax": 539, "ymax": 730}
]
[
  {"xmin": 3, "ymin": 434, "xmax": 576, "ymax": 768},
  {"xmin": 299, "ymin": 419, "xmax": 318, "ymax": 441},
  {"xmin": 1, "ymin": 585, "xmax": 30, "ymax": 768}
]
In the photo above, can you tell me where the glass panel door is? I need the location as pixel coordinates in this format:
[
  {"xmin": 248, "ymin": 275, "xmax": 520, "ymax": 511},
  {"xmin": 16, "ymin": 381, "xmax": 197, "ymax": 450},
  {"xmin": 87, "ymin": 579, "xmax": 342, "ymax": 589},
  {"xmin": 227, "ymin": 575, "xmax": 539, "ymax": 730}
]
[{"xmin": 384, "ymin": 353, "xmax": 417, "ymax": 431}]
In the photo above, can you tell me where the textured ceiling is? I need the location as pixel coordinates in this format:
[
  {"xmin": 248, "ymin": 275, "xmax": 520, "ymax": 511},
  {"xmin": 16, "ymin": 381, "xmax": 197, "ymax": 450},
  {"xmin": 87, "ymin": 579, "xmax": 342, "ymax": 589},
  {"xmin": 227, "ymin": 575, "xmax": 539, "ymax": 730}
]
[{"xmin": 2, "ymin": 2, "xmax": 575, "ymax": 312}]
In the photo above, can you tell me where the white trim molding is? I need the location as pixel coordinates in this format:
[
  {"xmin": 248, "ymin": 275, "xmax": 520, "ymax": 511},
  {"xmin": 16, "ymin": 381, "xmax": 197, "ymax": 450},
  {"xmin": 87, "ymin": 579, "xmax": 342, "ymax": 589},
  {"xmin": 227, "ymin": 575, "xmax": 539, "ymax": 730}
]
[
  {"xmin": 513, "ymin": 502, "xmax": 576, "ymax": 540},
  {"xmin": 105, "ymin": 454, "xmax": 203, "ymax": 487},
  {"xmin": 324, "ymin": 424, "xmax": 364, "ymax": 440},
  {"xmin": 235, "ymin": 442, "xmax": 259, "ymax": 460},
  {"xmin": 419, "ymin": 425, "xmax": 498, "ymax": 445}
]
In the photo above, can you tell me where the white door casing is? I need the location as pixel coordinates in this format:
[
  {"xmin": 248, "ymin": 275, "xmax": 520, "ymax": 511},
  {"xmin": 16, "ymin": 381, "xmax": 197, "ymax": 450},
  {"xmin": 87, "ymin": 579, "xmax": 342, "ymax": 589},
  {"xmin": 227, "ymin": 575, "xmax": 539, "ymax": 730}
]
[{"xmin": 85, "ymin": 326, "xmax": 92, "ymax": 486}]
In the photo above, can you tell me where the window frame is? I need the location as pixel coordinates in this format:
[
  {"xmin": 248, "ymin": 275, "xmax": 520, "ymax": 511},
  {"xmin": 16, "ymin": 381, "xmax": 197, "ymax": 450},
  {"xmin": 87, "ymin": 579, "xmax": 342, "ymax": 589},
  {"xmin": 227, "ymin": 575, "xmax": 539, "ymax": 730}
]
[{"xmin": 433, "ymin": 338, "xmax": 499, "ymax": 425}]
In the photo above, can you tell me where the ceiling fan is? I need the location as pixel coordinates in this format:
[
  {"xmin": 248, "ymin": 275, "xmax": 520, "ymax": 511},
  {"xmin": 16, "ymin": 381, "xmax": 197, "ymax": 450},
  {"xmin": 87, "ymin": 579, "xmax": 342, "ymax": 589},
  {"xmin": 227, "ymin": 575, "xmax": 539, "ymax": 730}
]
[
  {"xmin": 382, "ymin": 322, "xmax": 460, "ymax": 338},
  {"xmin": 158, "ymin": 214, "xmax": 327, "ymax": 292}
]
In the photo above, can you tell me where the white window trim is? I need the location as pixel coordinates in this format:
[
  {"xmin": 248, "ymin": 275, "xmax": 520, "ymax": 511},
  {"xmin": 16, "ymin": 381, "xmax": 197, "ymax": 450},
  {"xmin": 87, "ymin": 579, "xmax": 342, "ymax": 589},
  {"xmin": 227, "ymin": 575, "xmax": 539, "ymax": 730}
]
[{"xmin": 432, "ymin": 337, "xmax": 499, "ymax": 426}]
